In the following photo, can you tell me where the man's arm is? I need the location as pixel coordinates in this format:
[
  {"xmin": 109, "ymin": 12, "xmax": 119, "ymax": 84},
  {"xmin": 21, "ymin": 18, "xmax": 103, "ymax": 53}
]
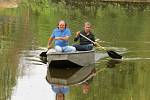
[
  {"xmin": 48, "ymin": 37, "xmax": 54, "ymax": 49},
  {"xmin": 54, "ymin": 36, "xmax": 69, "ymax": 41},
  {"xmin": 74, "ymin": 31, "xmax": 80, "ymax": 42}
]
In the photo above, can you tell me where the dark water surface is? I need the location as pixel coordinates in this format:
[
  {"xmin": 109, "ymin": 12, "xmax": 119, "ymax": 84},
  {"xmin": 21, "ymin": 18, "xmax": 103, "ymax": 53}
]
[{"xmin": 0, "ymin": 0, "xmax": 150, "ymax": 100}]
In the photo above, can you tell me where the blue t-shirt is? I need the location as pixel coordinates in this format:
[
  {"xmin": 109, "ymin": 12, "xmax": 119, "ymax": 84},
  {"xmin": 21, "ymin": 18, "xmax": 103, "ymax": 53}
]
[
  {"xmin": 51, "ymin": 85, "xmax": 69, "ymax": 94},
  {"xmin": 50, "ymin": 28, "xmax": 71, "ymax": 47}
]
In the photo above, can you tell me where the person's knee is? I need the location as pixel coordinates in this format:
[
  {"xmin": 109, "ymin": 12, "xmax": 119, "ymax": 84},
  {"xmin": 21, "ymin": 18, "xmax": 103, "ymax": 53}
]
[
  {"xmin": 87, "ymin": 46, "xmax": 93, "ymax": 50},
  {"xmin": 85, "ymin": 44, "xmax": 93, "ymax": 51},
  {"xmin": 63, "ymin": 46, "xmax": 76, "ymax": 52},
  {"xmin": 55, "ymin": 46, "xmax": 62, "ymax": 52},
  {"xmin": 68, "ymin": 46, "xmax": 76, "ymax": 52},
  {"xmin": 71, "ymin": 46, "xmax": 76, "ymax": 52}
]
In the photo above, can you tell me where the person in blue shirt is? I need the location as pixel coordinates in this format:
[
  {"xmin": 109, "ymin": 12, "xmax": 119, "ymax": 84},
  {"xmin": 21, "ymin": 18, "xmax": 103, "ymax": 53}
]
[
  {"xmin": 51, "ymin": 84, "xmax": 69, "ymax": 94},
  {"xmin": 51, "ymin": 84, "xmax": 69, "ymax": 100},
  {"xmin": 48, "ymin": 20, "xmax": 76, "ymax": 52}
]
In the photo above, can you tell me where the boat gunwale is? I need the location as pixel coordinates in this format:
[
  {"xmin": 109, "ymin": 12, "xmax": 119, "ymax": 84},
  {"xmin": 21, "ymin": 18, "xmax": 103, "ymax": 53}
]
[{"xmin": 47, "ymin": 50, "xmax": 95, "ymax": 55}]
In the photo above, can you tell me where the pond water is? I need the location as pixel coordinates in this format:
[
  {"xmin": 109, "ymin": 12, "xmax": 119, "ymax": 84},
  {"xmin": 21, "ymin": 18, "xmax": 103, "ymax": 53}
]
[{"xmin": 0, "ymin": 0, "xmax": 150, "ymax": 100}]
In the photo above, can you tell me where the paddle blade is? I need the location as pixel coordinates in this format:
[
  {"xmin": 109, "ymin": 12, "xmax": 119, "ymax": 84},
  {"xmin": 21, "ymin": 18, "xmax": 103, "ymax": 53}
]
[
  {"xmin": 40, "ymin": 52, "xmax": 47, "ymax": 57},
  {"xmin": 107, "ymin": 50, "xmax": 122, "ymax": 59},
  {"xmin": 39, "ymin": 52, "xmax": 47, "ymax": 63}
]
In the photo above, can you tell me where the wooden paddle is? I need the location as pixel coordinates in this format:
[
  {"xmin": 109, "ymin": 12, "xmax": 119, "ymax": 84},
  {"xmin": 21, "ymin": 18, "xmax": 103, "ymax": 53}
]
[{"xmin": 80, "ymin": 34, "xmax": 122, "ymax": 59}]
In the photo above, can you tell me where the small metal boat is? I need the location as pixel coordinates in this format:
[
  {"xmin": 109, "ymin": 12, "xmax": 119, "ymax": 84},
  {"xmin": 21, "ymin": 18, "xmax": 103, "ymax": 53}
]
[{"xmin": 46, "ymin": 49, "xmax": 95, "ymax": 67}]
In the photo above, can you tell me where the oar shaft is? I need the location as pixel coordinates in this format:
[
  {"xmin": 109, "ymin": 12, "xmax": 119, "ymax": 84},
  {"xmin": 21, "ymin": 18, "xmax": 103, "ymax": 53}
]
[
  {"xmin": 80, "ymin": 33, "xmax": 94, "ymax": 43},
  {"xmin": 79, "ymin": 34, "xmax": 106, "ymax": 50}
]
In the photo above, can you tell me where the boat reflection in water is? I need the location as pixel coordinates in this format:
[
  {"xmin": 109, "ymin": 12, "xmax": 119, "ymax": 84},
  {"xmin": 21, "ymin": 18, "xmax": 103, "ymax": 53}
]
[{"xmin": 46, "ymin": 62, "xmax": 96, "ymax": 100}]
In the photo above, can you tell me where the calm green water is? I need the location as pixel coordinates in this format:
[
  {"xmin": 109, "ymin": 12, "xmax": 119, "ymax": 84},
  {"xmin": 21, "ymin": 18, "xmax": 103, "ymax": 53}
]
[{"xmin": 0, "ymin": 0, "xmax": 150, "ymax": 100}]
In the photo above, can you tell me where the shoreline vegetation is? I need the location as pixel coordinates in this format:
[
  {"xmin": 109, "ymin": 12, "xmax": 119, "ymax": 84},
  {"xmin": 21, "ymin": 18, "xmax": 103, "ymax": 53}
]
[
  {"xmin": 0, "ymin": 0, "xmax": 150, "ymax": 9},
  {"xmin": 101, "ymin": 0, "xmax": 150, "ymax": 3}
]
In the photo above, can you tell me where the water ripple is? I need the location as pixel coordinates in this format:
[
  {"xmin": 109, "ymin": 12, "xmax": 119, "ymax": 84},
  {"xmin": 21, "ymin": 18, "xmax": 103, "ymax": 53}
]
[{"xmin": 122, "ymin": 57, "xmax": 150, "ymax": 61}]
